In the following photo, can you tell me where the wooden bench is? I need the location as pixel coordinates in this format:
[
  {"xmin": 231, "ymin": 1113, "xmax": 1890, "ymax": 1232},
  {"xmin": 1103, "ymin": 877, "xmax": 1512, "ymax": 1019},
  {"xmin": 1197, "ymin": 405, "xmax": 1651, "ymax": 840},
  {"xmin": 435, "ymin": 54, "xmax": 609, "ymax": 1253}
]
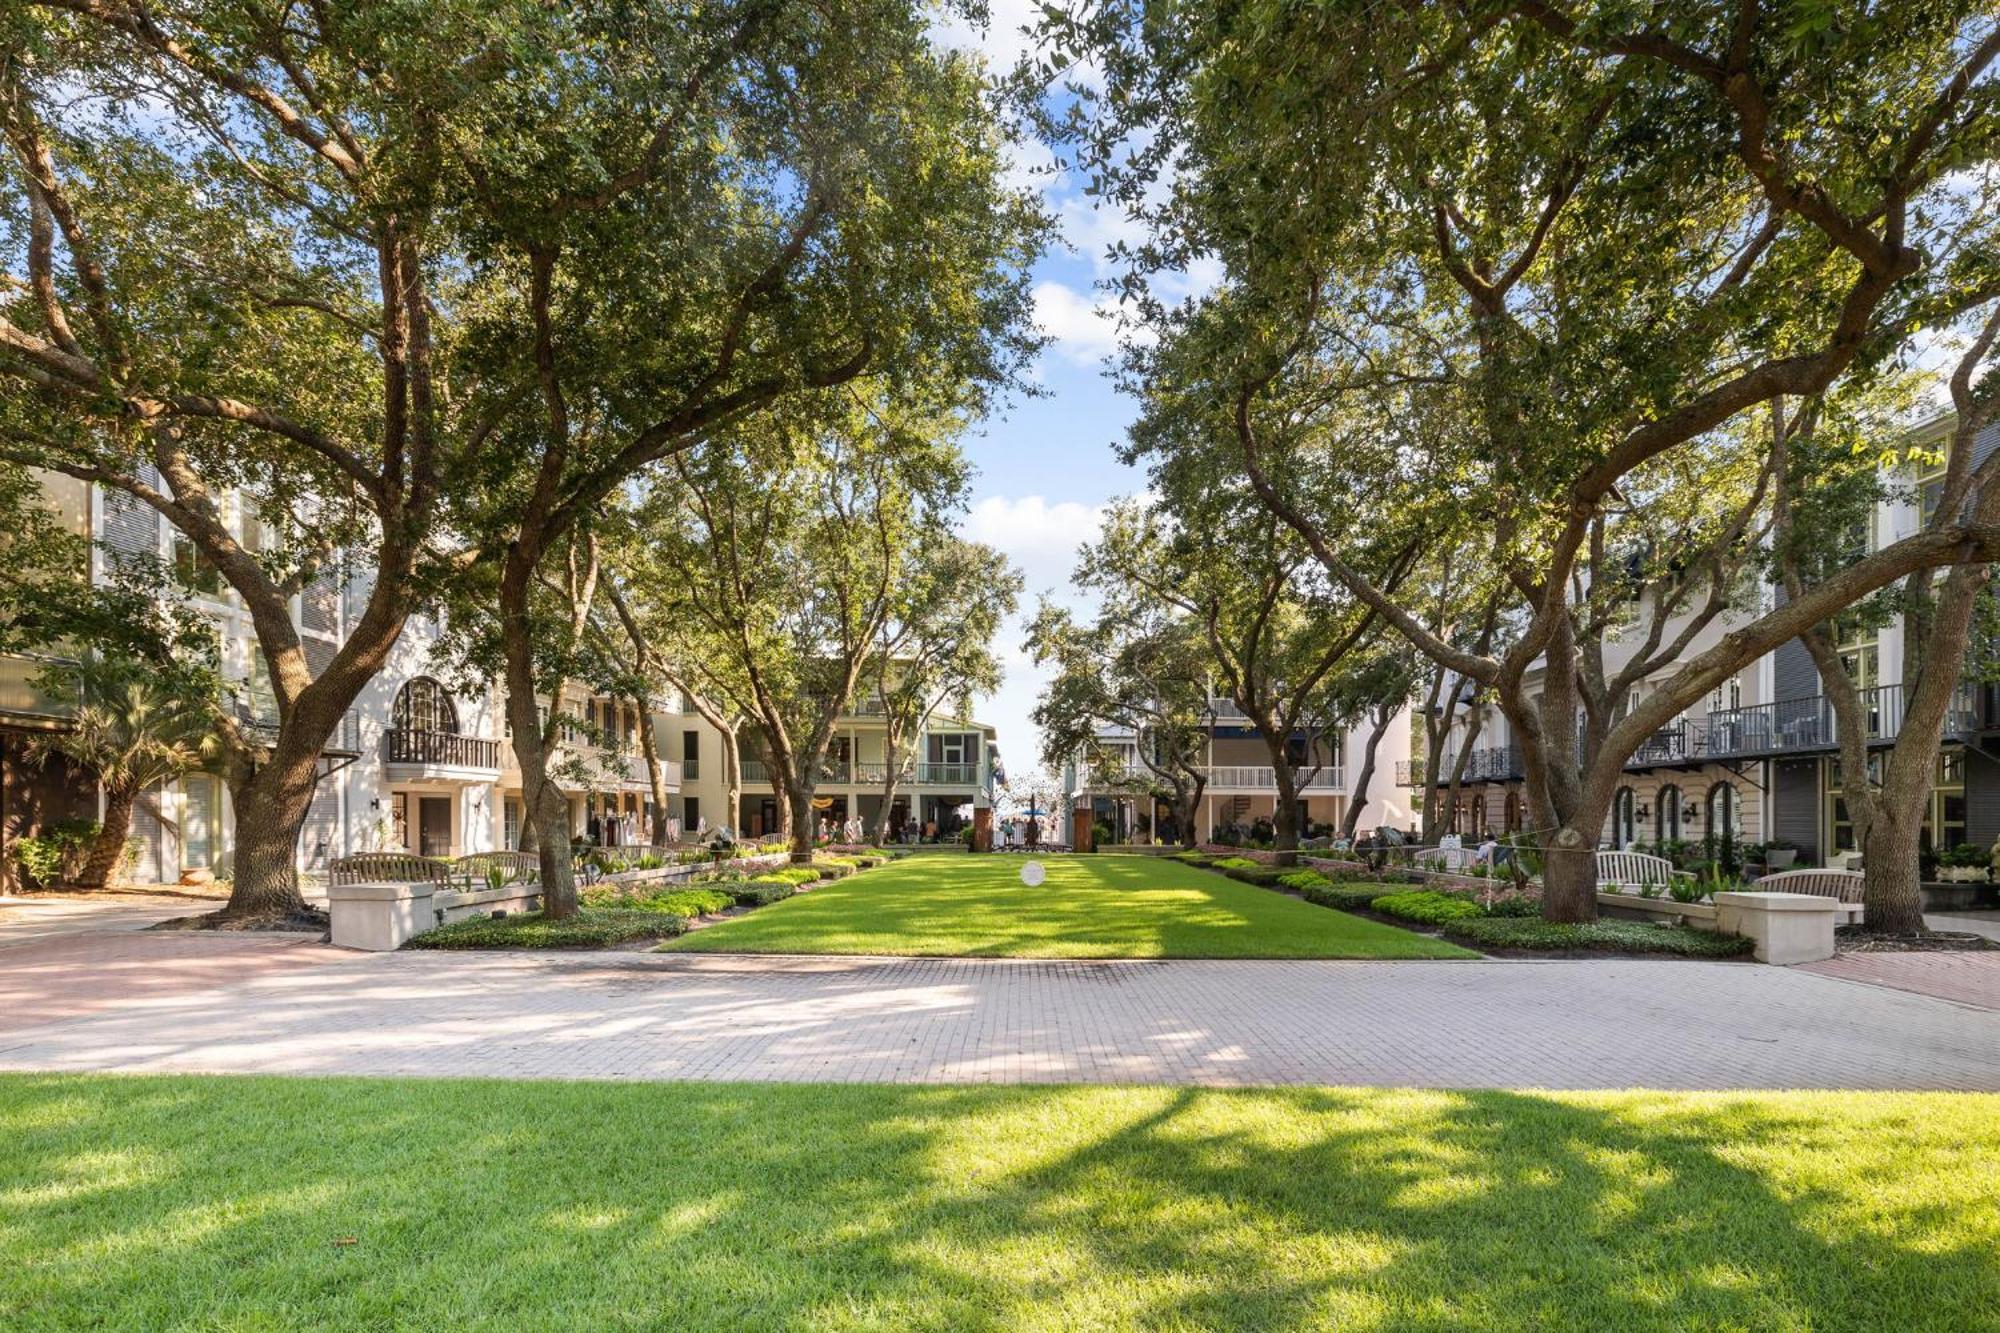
[
  {"xmin": 453, "ymin": 851, "xmax": 541, "ymax": 885},
  {"xmin": 329, "ymin": 852, "xmax": 452, "ymax": 887},
  {"xmin": 1752, "ymin": 868, "xmax": 1866, "ymax": 925},
  {"xmin": 1595, "ymin": 850, "xmax": 1683, "ymax": 891}
]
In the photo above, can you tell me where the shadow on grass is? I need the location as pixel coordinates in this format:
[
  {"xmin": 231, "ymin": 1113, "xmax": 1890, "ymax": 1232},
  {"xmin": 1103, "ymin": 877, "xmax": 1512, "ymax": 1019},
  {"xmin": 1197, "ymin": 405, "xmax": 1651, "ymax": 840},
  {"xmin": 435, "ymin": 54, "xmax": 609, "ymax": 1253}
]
[{"xmin": 0, "ymin": 1075, "xmax": 1993, "ymax": 1329}]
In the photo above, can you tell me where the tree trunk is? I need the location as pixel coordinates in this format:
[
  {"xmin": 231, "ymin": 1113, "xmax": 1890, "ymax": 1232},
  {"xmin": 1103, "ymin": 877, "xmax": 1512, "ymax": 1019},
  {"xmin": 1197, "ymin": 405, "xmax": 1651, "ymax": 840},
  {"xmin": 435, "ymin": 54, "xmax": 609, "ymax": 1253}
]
[
  {"xmin": 1271, "ymin": 775, "xmax": 1301, "ymax": 867},
  {"xmin": 1539, "ymin": 827, "xmax": 1601, "ymax": 923},
  {"xmin": 635, "ymin": 697, "xmax": 669, "ymax": 845},
  {"xmin": 1342, "ymin": 706, "xmax": 1395, "ymax": 842},
  {"xmin": 1175, "ymin": 776, "xmax": 1205, "ymax": 850},
  {"xmin": 500, "ymin": 552, "xmax": 578, "ymax": 919},
  {"xmin": 874, "ymin": 769, "xmax": 903, "ymax": 845},
  {"xmin": 76, "ymin": 788, "xmax": 136, "ymax": 889},
  {"xmin": 1860, "ymin": 808, "xmax": 1927, "ymax": 934},
  {"xmin": 722, "ymin": 740, "xmax": 741, "ymax": 839},
  {"xmin": 224, "ymin": 759, "xmax": 321, "ymax": 920},
  {"xmin": 787, "ymin": 780, "xmax": 816, "ymax": 865}
]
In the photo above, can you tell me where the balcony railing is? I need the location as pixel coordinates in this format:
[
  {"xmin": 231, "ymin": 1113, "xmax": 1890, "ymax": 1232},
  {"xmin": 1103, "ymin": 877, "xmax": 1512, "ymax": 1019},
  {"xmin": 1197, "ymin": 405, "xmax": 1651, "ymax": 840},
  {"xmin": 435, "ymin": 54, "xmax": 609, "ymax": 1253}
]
[
  {"xmin": 387, "ymin": 727, "xmax": 500, "ymax": 770},
  {"xmin": 1417, "ymin": 682, "xmax": 1989, "ymax": 786},
  {"xmin": 915, "ymin": 762, "xmax": 980, "ymax": 787},
  {"xmin": 1203, "ymin": 765, "xmax": 1344, "ymax": 792}
]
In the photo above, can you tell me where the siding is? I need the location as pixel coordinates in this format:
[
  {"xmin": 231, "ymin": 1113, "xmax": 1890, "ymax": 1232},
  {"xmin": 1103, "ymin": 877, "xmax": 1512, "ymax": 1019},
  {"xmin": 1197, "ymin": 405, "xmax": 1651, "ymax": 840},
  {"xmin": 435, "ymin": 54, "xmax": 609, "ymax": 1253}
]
[
  {"xmin": 301, "ymin": 570, "xmax": 341, "ymax": 636},
  {"xmin": 98, "ymin": 472, "xmax": 162, "ymax": 564},
  {"xmin": 299, "ymin": 780, "xmax": 342, "ymax": 869},
  {"xmin": 1965, "ymin": 748, "xmax": 2000, "ymax": 848},
  {"xmin": 1772, "ymin": 758, "xmax": 1821, "ymax": 861},
  {"xmin": 1772, "ymin": 638, "xmax": 1819, "ymax": 703}
]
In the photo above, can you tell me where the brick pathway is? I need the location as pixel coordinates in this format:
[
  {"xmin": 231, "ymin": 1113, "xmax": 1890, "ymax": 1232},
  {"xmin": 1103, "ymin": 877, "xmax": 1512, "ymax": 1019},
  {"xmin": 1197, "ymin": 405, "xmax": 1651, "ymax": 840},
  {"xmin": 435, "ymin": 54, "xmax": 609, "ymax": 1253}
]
[
  {"xmin": 1796, "ymin": 950, "xmax": 2000, "ymax": 1012},
  {"xmin": 0, "ymin": 894, "xmax": 353, "ymax": 1036},
  {"xmin": 2, "ymin": 950, "xmax": 1996, "ymax": 1090}
]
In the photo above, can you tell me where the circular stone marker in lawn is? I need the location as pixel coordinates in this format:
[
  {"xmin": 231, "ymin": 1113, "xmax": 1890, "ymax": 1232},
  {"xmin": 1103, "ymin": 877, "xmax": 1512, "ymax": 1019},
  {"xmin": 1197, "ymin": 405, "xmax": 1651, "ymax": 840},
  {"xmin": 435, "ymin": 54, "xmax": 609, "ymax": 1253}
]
[{"xmin": 1020, "ymin": 861, "xmax": 1046, "ymax": 887}]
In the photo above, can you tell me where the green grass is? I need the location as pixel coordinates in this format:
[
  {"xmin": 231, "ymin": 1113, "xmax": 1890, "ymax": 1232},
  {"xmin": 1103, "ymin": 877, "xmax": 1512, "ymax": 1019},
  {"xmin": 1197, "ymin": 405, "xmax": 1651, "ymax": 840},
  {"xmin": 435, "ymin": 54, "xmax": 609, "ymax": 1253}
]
[
  {"xmin": 1, "ymin": 1074, "xmax": 1993, "ymax": 1330},
  {"xmin": 661, "ymin": 853, "xmax": 1473, "ymax": 959}
]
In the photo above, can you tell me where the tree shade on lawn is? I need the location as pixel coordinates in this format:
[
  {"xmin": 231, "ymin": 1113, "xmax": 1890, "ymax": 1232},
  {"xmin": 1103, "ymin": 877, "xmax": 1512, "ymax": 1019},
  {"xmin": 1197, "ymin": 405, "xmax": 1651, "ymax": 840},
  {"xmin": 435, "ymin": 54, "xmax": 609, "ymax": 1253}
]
[
  {"xmin": 1, "ymin": 1075, "xmax": 1994, "ymax": 1330},
  {"xmin": 664, "ymin": 853, "xmax": 1473, "ymax": 959}
]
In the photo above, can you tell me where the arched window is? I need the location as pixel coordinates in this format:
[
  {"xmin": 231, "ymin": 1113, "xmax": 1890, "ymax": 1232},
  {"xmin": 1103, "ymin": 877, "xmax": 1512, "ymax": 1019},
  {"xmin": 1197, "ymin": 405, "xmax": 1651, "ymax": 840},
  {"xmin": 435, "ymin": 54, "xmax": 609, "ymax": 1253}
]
[
  {"xmin": 393, "ymin": 677, "xmax": 460, "ymax": 734},
  {"xmin": 1504, "ymin": 791, "xmax": 1522, "ymax": 833},
  {"xmin": 1611, "ymin": 786, "xmax": 1637, "ymax": 849},
  {"xmin": 1656, "ymin": 784, "xmax": 1682, "ymax": 845},
  {"xmin": 1706, "ymin": 781, "xmax": 1740, "ymax": 841}
]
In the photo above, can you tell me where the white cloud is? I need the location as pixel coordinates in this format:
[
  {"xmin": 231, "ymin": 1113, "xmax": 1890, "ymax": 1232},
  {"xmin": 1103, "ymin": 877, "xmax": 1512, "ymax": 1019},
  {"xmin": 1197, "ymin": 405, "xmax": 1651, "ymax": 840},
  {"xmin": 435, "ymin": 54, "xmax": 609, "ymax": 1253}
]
[
  {"xmin": 1033, "ymin": 279, "xmax": 1151, "ymax": 366},
  {"xmin": 959, "ymin": 493, "xmax": 1112, "ymax": 772}
]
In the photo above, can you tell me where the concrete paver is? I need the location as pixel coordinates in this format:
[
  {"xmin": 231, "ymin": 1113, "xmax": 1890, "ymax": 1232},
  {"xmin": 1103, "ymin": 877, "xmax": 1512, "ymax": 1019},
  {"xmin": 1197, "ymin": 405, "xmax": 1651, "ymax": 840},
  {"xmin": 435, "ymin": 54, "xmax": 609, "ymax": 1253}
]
[{"xmin": 2, "ymin": 949, "xmax": 1997, "ymax": 1090}]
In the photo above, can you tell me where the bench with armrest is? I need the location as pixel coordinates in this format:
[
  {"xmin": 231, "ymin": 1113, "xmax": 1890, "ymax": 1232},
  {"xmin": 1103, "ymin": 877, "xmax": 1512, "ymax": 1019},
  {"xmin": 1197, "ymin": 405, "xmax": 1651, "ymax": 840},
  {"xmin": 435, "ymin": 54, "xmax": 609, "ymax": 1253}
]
[
  {"xmin": 452, "ymin": 850, "xmax": 541, "ymax": 886},
  {"xmin": 1594, "ymin": 850, "xmax": 1687, "ymax": 892},
  {"xmin": 328, "ymin": 852, "xmax": 452, "ymax": 887}
]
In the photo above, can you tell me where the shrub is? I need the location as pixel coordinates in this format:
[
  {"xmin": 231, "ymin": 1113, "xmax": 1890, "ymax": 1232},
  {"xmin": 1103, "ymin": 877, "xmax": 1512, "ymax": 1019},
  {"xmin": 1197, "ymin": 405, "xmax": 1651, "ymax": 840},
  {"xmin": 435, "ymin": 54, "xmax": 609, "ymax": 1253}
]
[
  {"xmin": 407, "ymin": 909, "xmax": 685, "ymax": 950},
  {"xmin": 1371, "ymin": 890, "xmax": 1485, "ymax": 926},
  {"xmin": 1299, "ymin": 883, "xmax": 1399, "ymax": 912},
  {"xmin": 1223, "ymin": 866, "xmax": 1286, "ymax": 887},
  {"xmin": 1441, "ymin": 917, "xmax": 1754, "ymax": 957},
  {"xmin": 730, "ymin": 879, "xmax": 799, "ymax": 907},
  {"xmin": 14, "ymin": 819, "xmax": 99, "ymax": 887},
  {"xmin": 1209, "ymin": 856, "xmax": 1262, "ymax": 870},
  {"xmin": 1480, "ymin": 895, "xmax": 1543, "ymax": 918},
  {"xmin": 1276, "ymin": 869, "xmax": 1333, "ymax": 892},
  {"xmin": 582, "ymin": 886, "xmax": 736, "ymax": 918}
]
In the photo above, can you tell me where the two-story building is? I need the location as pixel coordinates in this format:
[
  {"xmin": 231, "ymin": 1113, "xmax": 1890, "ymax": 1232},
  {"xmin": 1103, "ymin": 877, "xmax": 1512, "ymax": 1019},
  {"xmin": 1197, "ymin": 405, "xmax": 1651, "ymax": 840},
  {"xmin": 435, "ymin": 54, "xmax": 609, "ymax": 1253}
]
[
  {"xmin": 1403, "ymin": 412, "xmax": 2000, "ymax": 865},
  {"xmin": 1064, "ymin": 701, "xmax": 1414, "ymax": 844}
]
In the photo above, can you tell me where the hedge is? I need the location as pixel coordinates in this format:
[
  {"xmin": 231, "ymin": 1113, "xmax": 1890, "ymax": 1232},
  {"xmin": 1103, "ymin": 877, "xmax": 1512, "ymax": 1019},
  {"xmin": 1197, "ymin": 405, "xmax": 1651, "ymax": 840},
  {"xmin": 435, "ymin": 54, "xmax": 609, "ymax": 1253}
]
[
  {"xmin": 1298, "ymin": 883, "xmax": 1400, "ymax": 912},
  {"xmin": 1442, "ymin": 917, "xmax": 1755, "ymax": 957},
  {"xmin": 407, "ymin": 909, "xmax": 685, "ymax": 950},
  {"xmin": 730, "ymin": 879, "xmax": 800, "ymax": 907},
  {"xmin": 1370, "ymin": 891, "xmax": 1486, "ymax": 926}
]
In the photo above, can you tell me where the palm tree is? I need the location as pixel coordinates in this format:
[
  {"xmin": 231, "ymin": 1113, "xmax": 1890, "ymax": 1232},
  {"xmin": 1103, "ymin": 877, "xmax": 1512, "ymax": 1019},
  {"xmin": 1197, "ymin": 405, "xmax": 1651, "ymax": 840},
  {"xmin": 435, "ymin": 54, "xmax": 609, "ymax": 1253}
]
[{"xmin": 26, "ymin": 659, "xmax": 217, "ymax": 888}]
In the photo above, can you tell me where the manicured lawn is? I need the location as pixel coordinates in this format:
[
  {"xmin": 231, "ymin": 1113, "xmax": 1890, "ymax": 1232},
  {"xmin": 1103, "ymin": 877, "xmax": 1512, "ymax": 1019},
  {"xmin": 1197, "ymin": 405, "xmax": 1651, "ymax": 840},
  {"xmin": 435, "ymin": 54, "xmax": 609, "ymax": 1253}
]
[
  {"xmin": 664, "ymin": 853, "xmax": 1473, "ymax": 959},
  {"xmin": 1, "ymin": 1075, "xmax": 1993, "ymax": 1330}
]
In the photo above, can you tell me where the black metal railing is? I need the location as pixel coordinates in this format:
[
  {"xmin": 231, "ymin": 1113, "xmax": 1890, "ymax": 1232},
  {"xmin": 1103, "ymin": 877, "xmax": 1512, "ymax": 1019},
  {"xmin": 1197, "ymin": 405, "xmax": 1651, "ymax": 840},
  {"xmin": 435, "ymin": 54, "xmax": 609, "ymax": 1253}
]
[
  {"xmin": 916, "ymin": 762, "xmax": 979, "ymax": 786},
  {"xmin": 386, "ymin": 727, "xmax": 500, "ymax": 770}
]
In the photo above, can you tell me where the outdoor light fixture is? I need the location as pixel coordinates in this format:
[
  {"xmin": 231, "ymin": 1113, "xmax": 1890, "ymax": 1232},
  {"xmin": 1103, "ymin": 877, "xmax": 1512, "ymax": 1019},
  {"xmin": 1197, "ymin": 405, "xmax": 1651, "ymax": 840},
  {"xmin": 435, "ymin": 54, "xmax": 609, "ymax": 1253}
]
[{"xmin": 1637, "ymin": 803, "xmax": 1651, "ymax": 820}]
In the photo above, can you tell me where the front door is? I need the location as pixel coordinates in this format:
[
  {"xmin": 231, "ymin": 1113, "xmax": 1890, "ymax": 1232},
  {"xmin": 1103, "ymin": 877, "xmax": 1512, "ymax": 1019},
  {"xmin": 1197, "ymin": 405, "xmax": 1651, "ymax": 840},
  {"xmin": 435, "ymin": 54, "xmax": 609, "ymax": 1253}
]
[{"xmin": 418, "ymin": 796, "xmax": 452, "ymax": 858}]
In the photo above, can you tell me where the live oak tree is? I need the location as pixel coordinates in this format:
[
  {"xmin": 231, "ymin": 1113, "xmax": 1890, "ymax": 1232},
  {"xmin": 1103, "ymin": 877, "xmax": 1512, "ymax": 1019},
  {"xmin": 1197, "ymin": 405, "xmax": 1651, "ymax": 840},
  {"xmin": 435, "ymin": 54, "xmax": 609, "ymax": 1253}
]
[
  {"xmin": 627, "ymin": 393, "xmax": 974, "ymax": 866},
  {"xmin": 1028, "ymin": 591, "xmax": 1214, "ymax": 851},
  {"xmin": 0, "ymin": 3, "xmax": 573, "ymax": 920},
  {"xmin": 441, "ymin": 0, "xmax": 1042, "ymax": 914},
  {"xmin": 1046, "ymin": 1, "xmax": 2000, "ymax": 922},
  {"xmin": 866, "ymin": 533, "xmax": 1017, "ymax": 845},
  {"xmin": 1078, "ymin": 496, "xmax": 1408, "ymax": 866},
  {"xmin": 1774, "ymin": 304, "xmax": 2000, "ymax": 927}
]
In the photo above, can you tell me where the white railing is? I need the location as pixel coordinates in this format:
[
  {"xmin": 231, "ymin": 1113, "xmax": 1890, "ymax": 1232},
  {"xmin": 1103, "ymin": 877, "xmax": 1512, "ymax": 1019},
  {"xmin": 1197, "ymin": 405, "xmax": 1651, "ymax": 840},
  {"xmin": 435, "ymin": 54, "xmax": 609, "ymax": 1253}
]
[{"xmin": 1203, "ymin": 765, "xmax": 1344, "ymax": 792}]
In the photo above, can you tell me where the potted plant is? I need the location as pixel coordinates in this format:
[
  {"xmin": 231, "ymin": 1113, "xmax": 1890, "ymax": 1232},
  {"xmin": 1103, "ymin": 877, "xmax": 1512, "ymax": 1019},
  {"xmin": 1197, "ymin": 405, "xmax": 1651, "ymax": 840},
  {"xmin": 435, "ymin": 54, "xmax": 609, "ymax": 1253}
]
[{"xmin": 1765, "ymin": 839, "xmax": 1799, "ymax": 870}]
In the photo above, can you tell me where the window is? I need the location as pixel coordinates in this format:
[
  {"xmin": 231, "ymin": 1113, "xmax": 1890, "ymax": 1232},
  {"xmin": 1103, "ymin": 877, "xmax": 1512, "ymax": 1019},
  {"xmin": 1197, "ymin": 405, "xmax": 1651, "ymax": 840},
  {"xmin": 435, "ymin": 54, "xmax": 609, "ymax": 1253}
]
[
  {"xmin": 1504, "ymin": 791, "xmax": 1522, "ymax": 833},
  {"xmin": 1656, "ymin": 784, "xmax": 1682, "ymax": 844},
  {"xmin": 393, "ymin": 678, "xmax": 460, "ymax": 734},
  {"xmin": 683, "ymin": 797, "xmax": 700, "ymax": 834},
  {"xmin": 1706, "ymin": 781, "xmax": 1741, "ymax": 842},
  {"xmin": 1926, "ymin": 750, "xmax": 1967, "ymax": 853},
  {"xmin": 171, "ymin": 535, "xmax": 223, "ymax": 597},
  {"xmin": 1611, "ymin": 786, "xmax": 1637, "ymax": 849},
  {"xmin": 1708, "ymin": 675, "xmax": 1741, "ymax": 714},
  {"xmin": 928, "ymin": 732, "xmax": 978, "ymax": 765}
]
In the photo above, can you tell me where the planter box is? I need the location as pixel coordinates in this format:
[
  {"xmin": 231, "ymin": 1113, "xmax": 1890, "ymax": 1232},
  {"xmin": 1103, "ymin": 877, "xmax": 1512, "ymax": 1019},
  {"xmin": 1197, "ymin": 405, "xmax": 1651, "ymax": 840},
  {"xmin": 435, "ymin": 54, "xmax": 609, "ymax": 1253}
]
[{"xmin": 1596, "ymin": 890, "xmax": 1719, "ymax": 932}]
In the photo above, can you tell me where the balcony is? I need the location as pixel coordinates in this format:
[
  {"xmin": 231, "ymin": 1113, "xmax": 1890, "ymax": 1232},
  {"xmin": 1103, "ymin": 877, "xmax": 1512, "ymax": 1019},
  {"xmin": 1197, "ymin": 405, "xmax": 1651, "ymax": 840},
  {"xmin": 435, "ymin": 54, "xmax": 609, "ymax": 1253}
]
[
  {"xmin": 384, "ymin": 727, "xmax": 501, "ymax": 781},
  {"xmin": 1700, "ymin": 683, "xmax": 1976, "ymax": 759},
  {"xmin": 0, "ymin": 652, "xmax": 79, "ymax": 724},
  {"xmin": 915, "ymin": 762, "xmax": 981, "ymax": 787},
  {"xmin": 1429, "ymin": 745, "xmax": 1525, "ymax": 784}
]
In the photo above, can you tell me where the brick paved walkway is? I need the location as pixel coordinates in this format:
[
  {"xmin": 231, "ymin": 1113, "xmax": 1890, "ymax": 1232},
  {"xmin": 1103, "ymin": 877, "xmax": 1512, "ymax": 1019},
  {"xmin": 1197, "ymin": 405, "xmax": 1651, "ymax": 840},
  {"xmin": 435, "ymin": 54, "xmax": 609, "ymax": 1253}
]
[
  {"xmin": 3, "ymin": 950, "xmax": 1996, "ymax": 1090},
  {"xmin": 0, "ymin": 894, "xmax": 353, "ymax": 1036},
  {"xmin": 1796, "ymin": 950, "xmax": 2000, "ymax": 1012}
]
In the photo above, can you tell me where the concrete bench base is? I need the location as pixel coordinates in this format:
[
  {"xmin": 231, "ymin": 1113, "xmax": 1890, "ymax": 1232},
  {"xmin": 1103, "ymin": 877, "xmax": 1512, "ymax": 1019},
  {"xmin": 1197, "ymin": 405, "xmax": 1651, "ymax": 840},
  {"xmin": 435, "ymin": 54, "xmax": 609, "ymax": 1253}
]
[
  {"xmin": 329, "ymin": 880, "xmax": 542, "ymax": 951},
  {"xmin": 1714, "ymin": 891, "xmax": 1838, "ymax": 965}
]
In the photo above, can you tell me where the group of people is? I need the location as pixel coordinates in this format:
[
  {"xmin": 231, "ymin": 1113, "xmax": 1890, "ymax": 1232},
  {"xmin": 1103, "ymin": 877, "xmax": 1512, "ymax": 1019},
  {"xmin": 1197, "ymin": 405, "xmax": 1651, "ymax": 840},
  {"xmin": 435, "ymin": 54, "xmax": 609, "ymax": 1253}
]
[{"xmin": 999, "ymin": 816, "xmax": 1045, "ymax": 850}]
